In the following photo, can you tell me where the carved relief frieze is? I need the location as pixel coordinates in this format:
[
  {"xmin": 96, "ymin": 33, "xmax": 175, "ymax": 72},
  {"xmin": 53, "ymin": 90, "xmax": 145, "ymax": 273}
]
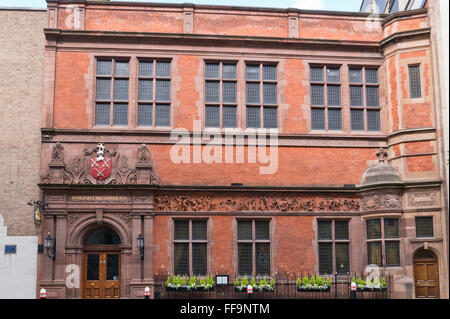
[
  {"xmin": 361, "ymin": 192, "xmax": 402, "ymax": 211},
  {"xmin": 407, "ymin": 192, "xmax": 439, "ymax": 208},
  {"xmin": 154, "ymin": 194, "xmax": 361, "ymax": 213}
]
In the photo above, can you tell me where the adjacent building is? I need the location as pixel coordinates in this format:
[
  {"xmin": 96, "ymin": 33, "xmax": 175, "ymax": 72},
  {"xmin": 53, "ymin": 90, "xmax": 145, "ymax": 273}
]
[
  {"xmin": 0, "ymin": 7, "xmax": 46, "ymax": 298},
  {"xmin": 35, "ymin": 0, "xmax": 448, "ymax": 299}
]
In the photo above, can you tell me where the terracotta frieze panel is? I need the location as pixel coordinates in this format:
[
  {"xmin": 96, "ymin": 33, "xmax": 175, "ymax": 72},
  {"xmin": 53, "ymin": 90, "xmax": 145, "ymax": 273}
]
[
  {"xmin": 154, "ymin": 193, "xmax": 360, "ymax": 213},
  {"xmin": 406, "ymin": 191, "xmax": 439, "ymax": 208}
]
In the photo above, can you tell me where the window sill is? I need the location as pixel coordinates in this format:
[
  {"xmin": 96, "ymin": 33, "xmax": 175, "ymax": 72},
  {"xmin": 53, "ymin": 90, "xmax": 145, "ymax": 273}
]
[{"xmin": 409, "ymin": 237, "xmax": 442, "ymax": 243}]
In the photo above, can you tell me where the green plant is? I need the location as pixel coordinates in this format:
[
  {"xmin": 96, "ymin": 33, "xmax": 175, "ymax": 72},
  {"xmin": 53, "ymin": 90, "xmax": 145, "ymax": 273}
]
[
  {"xmin": 200, "ymin": 277, "xmax": 206, "ymax": 286},
  {"xmin": 302, "ymin": 276, "xmax": 309, "ymax": 287},
  {"xmin": 241, "ymin": 276, "xmax": 248, "ymax": 287},
  {"xmin": 173, "ymin": 275, "xmax": 180, "ymax": 286},
  {"xmin": 260, "ymin": 277, "xmax": 268, "ymax": 286},
  {"xmin": 381, "ymin": 277, "xmax": 387, "ymax": 287},
  {"xmin": 234, "ymin": 278, "xmax": 240, "ymax": 287},
  {"xmin": 310, "ymin": 275, "xmax": 316, "ymax": 286},
  {"xmin": 317, "ymin": 276, "xmax": 324, "ymax": 286},
  {"xmin": 357, "ymin": 276, "xmax": 365, "ymax": 286},
  {"xmin": 326, "ymin": 277, "xmax": 331, "ymax": 287},
  {"xmin": 166, "ymin": 275, "xmax": 171, "ymax": 287},
  {"xmin": 352, "ymin": 276, "xmax": 356, "ymax": 283},
  {"xmin": 189, "ymin": 276, "xmax": 196, "ymax": 286},
  {"xmin": 269, "ymin": 277, "xmax": 275, "ymax": 287},
  {"xmin": 373, "ymin": 276, "xmax": 380, "ymax": 287},
  {"xmin": 296, "ymin": 277, "xmax": 301, "ymax": 287},
  {"xmin": 251, "ymin": 276, "xmax": 256, "ymax": 286},
  {"xmin": 207, "ymin": 276, "xmax": 214, "ymax": 286},
  {"xmin": 181, "ymin": 275, "xmax": 187, "ymax": 286},
  {"xmin": 365, "ymin": 277, "xmax": 372, "ymax": 287}
]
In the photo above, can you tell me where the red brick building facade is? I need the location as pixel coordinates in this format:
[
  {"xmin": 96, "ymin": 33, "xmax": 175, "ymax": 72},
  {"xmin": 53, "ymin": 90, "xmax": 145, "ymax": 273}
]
[{"xmin": 38, "ymin": 0, "xmax": 448, "ymax": 299}]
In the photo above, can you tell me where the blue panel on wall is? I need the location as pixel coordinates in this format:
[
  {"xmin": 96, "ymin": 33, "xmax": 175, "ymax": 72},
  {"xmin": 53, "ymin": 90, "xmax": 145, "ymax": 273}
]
[{"xmin": 5, "ymin": 245, "xmax": 17, "ymax": 254}]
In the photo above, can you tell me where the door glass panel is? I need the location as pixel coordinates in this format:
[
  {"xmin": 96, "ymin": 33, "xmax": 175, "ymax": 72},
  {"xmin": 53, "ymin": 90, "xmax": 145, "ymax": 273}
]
[
  {"xmin": 106, "ymin": 254, "xmax": 119, "ymax": 281},
  {"xmin": 87, "ymin": 254, "xmax": 100, "ymax": 280}
]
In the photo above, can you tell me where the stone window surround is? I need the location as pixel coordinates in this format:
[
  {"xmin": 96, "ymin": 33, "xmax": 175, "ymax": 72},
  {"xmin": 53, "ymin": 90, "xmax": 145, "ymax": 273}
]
[{"xmin": 365, "ymin": 217, "xmax": 401, "ymax": 267}]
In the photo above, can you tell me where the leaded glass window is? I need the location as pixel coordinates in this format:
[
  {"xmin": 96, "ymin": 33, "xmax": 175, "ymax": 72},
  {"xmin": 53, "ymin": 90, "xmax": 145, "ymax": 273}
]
[{"xmin": 317, "ymin": 220, "xmax": 350, "ymax": 275}]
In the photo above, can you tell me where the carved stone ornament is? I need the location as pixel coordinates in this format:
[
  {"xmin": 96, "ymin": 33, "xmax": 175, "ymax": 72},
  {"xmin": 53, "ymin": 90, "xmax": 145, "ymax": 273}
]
[
  {"xmin": 154, "ymin": 195, "xmax": 361, "ymax": 213},
  {"xmin": 362, "ymin": 192, "xmax": 402, "ymax": 211},
  {"xmin": 41, "ymin": 143, "xmax": 160, "ymax": 185},
  {"xmin": 407, "ymin": 192, "xmax": 438, "ymax": 208}
]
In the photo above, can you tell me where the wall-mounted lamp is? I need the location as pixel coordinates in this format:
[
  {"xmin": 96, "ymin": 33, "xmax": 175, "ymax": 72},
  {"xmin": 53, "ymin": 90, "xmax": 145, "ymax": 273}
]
[
  {"xmin": 44, "ymin": 232, "xmax": 56, "ymax": 260},
  {"xmin": 137, "ymin": 232, "xmax": 144, "ymax": 260}
]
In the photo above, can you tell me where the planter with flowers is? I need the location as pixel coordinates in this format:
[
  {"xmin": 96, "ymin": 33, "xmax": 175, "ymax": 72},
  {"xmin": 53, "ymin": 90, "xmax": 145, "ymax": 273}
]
[
  {"xmin": 165, "ymin": 275, "xmax": 215, "ymax": 292},
  {"xmin": 234, "ymin": 276, "xmax": 275, "ymax": 293},
  {"xmin": 296, "ymin": 275, "xmax": 331, "ymax": 292},
  {"xmin": 352, "ymin": 276, "xmax": 387, "ymax": 292}
]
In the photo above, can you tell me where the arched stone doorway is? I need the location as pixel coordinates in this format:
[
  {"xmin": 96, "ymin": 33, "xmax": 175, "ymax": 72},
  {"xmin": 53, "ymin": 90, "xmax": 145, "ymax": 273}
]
[
  {"xmin": 82, "ymin": 227, "xmax": 122, "ymax": 299},
  {"xmin": 413, "ymin": 248, "xmax": 440, "ymax": 298}
]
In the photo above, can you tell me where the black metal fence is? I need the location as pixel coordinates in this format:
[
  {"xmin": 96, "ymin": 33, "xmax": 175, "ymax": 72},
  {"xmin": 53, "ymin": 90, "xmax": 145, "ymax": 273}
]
[{"xmin": 153, "ymin": 271, "xmax": 392, "ymax": 299}]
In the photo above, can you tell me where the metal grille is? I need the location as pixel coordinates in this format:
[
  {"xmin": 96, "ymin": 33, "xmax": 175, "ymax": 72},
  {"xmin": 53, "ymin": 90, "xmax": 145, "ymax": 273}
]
[
  {"xmin": 246, "ymin": 82, "xmax": 260, "ymax": 104},
  {"xmin": 192, "ymin": 243, "xmax": 207, "ymax": 275},
  {"xmin": 156, "ymin": 61, "xmax": 171, "ymax": 77},
  {"xmin": 350, "ymin": 86, "xmax": 363, "ymax": 106},
  {"xmin": 366, "ymin": 219, "xmax": 381, "ymax": 239},
  {"xmin": 156, "ymin": 80, "xmax": 171, "ymax": 101},
  {"xmin": 311, "ymin": 84, "xmax": 324, "ymax": 106},
  {"xmin": 335, "ymin": 243, "xmax": 349, "ymax": 274},
  {"xmin": 415, "ymin": 217, "xmax": 434, "ymax": 238},
  {"xmin": 138, "ymin": 79, "xmax": 153, "ymax": 101},
  {"xmin": 255, "ymin": 221, "xmax": 270, "ymax": 240},
  {"xmin": 246, "ymin": 106, "xmax": 260, "ymax": 128},
  {"xmin": 334, "ymin": 221, "xmax": 349, "ymax": 240},
  {"xmin": 263, "ymin": 83, "xmax": 277, "ymax": 105},
  {"xmin": 155, "ymin": 104, "xmax": 170, "ymax": 126},
  {"xmin": 311, "ymin": 108, "xmax": 325, "ymax": 130},
  {"xmin": 138, "ymin": 104, "xmax": 153, "ymax": 126},
  {"xmin": 349, "ymin": 68, "xmax": 362, "ymax": 83},
  {"xmin": 351, "ymin": 109, "xmax": 364, "ymax": 131},
  {"xmin": 96, "ymin": 79, "xmax": 111, "ymax": 100},
  {"xmin": 206, "ymin": 81, "xmax": 220, "ymax": 103},
  {"xmin": 318, "ymin": 243, "xmax": 333, "ymax": 274},
  {"xmin": 318, "ymin": 221, "xmax": 332, "ymax": 240},
  {"xmin": 237, "ymin": 221, "xmax": 252, "ymax": 240},
  {"xmin": 223, "ymin": 81, "xmax": 237, "ymax": 103},
  {"xmin": 113, "ymin": 103, "xmax": 128, "ymax": 126},
  {"xmin": 97, "ymin": 60, "xmax": 112, "ymax": 76},
  {"xmin": 255, "ymin": 243, "xmax": 270, "ymax": 275},
  {"xmin": 384, "ymin": 219, "xmax": 399, "ymax": 238},
  {"xmin": 139, "ymin": 61, "xmax": 153, "ymax": 77},
  {"xmin": 367, "ymin": 110, "xmax": 380, "ymax": 131},
  {"xmin": 174, "ymin": 243, "xmax": 189, "ymax": 275},
  {"xmin": 263, "ymin": 65, "xmax": 277, "ymax": 81},
  {"xmin": 246, "ymin": 64, "xmax": 260, "ymax": 80},
  {"xmin": 114, "ymin": 79, "xmax": 129, "ymax": 101},
  {"xmin": 366, "ymin": 86, "xmax": 379, "ymax": 107},
  {"xmin": 95, "ymin": 103, "xmax": 110, "ymax": 125},
  {"xmin": 205, "ymin": 63, "xmax": 220, "ymax": 79},
  {"xmin": 385, "ymin": 241, "xmax": 400, "ymax": 266},
  {"xmin": 205, "ymin": 106, "xmax": 220, "ymax": 128},
  {"xmin": 409, "ymin": 65, "xmax": 421, "ymax": 98},
  {"xmin": 222, "ymin": 63, "xmax": 236, "ymax": 79},
  {"xmin": 192, "ymin": 220, "xmax": 207, "ymax": 240},
  {"xmin": 222, "ymin": 106, "xmax": 237, "ymax": 128},
  {"xmin": 310, "ymin": 66, "xmax": 323, "ymax": 82},
  {"xmin": 263, "ymin": 107, "xmax": 278, "ymax": 129},
  {"xmin": 327, "ymin": 85, "xmax": 341, "ymax": 106},
  {"xmin": 114, "ymin": 61, "xmax": 129, "ymax": 77},
  {"xmin": 327, "ymin": 108, "xmax": 342, "ymax": 131},
  {"xmin": 238, "ymin": 243, "xmax": 253, "ymax": 275},
  {"xmin": 365, "ymin": 69, "xmax": 378, "ymax": 84},
  {"xmin": 326, "ymin": 67, "xmax": 340, "ymax": 83},
  {"xmin": 367, "ymin": 242, "xmax": 382, "ymax": 266},
  {"xmin": 174, "ymin": 220, "xmax": 189, "ymax": 240}
]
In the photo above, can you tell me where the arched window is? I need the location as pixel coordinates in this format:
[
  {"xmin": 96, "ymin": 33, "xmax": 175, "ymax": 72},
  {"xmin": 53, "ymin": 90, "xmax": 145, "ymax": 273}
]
[
  {"xmin": 414, "ymin": 248, "xmax": 436, "ymax": 260},
  {"xmin": 86, "ymin": 227, "xmax": 121, "ymax": 245}
]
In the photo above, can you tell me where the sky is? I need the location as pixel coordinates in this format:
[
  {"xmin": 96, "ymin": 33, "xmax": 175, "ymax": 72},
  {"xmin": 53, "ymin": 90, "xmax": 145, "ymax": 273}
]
[{"xmin": 0, "ymin": 0, "xmax": 362, "ymax": 12}]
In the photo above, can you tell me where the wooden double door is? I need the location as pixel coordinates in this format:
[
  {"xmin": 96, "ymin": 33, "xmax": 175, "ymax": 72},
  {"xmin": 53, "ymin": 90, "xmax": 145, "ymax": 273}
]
[
  {"xmin": 83, "ymin": 249, "xmax": 121, "ymax": 299},
  {"xmin": 414, "ymin": 254, "xmax": 440, "ymax": 298}
]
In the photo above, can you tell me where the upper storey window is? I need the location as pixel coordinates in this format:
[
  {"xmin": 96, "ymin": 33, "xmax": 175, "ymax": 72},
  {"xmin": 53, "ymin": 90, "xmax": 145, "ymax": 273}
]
[
  {"xmin": 205, "ymin": 62, "xmax": 238, "ymax": 128},
  {"xmin": 137, "ymin": 60, "xmax": 171, "ymax": 127},
  {"xmin": 246, "ymin": 64, "xmax": 278, "ymax": 129},
  {"xmin": 349, "ymin": 67, "xmax": 381, "ymax": 132},
  {"xmin": 95, "ymin": 59, "xmax": 130, "ymax": 126},
  {"xmin": 408, "ymin": 65, "xmax": 422, "ymax": 99},
  {"xmin": 310, "ymin": 66, "xmax": 342, "ymax": 131}
]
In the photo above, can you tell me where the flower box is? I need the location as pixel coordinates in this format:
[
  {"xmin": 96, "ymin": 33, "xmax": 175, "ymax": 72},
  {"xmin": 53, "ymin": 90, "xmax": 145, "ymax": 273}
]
[
  {"xmin": 297, "ymin": 285, "xmax": 331, "ymax": 292},
  {"xmin": 234, "ymin": 286, "xmax": 275, "ymax": 293},
  {"xmin": 356, "ymin": 286, "xmax": 387, "ymax": 292},
  {"xmin": 166, "ymin": 285, "xmax": 214, "ymax": 292}
]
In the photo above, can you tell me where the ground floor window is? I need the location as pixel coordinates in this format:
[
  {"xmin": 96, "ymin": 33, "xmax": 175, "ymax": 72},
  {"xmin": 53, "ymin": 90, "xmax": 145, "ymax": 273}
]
[
  {"xmin": 366, "ymin": 218, "xmax": 400, "ymax": 267},
  {"xmin": 317, "ymin": 220, "xmax": 350, "ymax": 275}
]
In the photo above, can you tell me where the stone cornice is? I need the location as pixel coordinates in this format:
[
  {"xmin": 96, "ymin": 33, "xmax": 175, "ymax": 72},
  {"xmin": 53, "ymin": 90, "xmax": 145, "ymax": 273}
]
[{"xmin": 381, "ymin": 28, "xmax": 431, "ymax": 47}]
